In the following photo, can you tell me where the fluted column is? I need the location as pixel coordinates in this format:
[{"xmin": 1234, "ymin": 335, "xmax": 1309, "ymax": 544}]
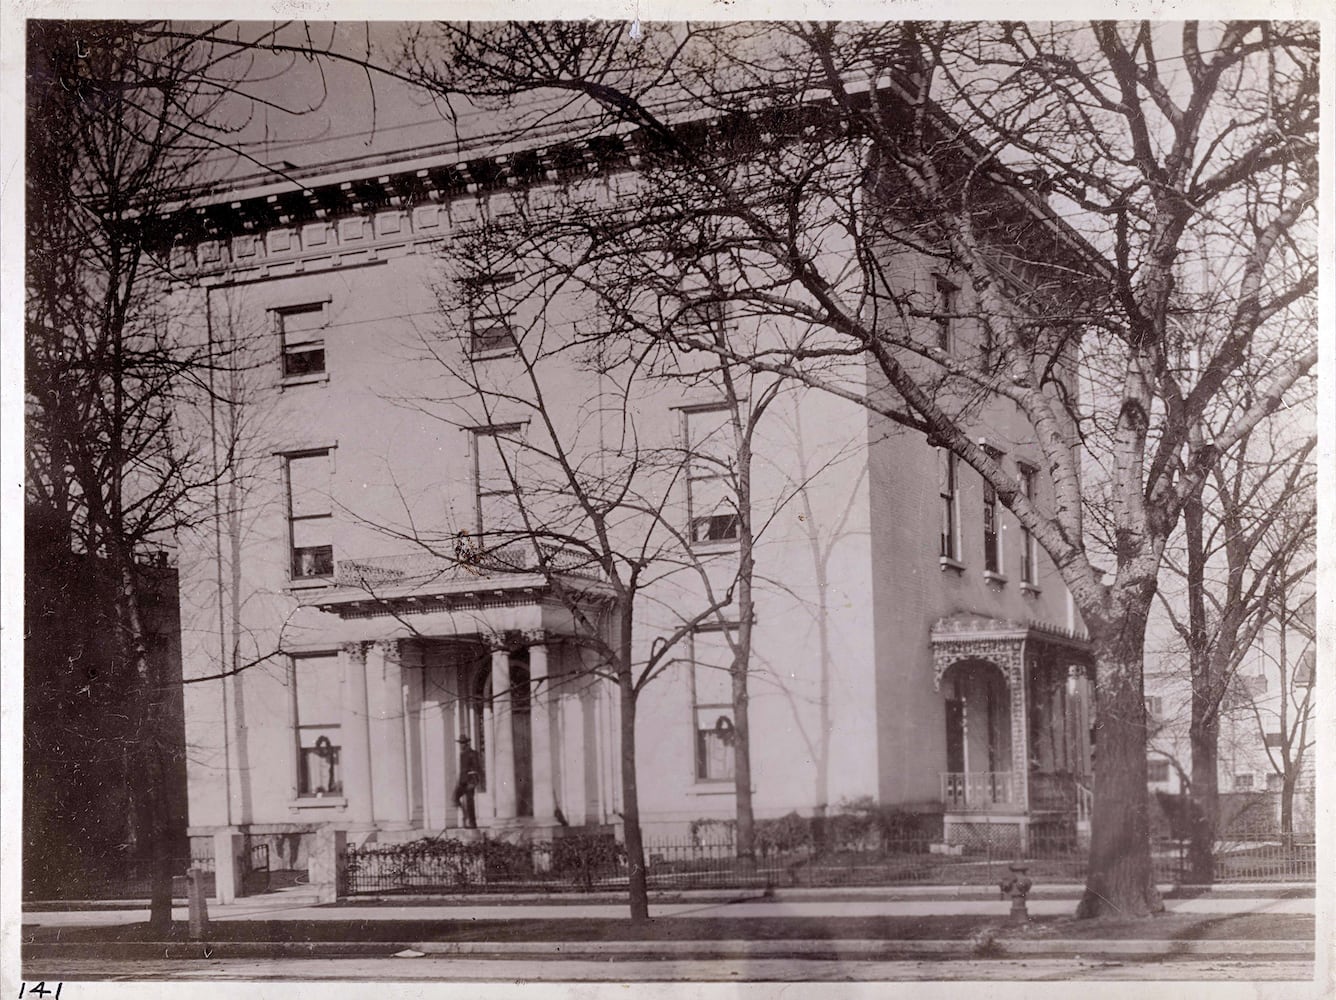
[
  {"xmin": 368, "ymin": 639, "xmax": 410, "ymax": 823},
  {"xmin": 528, "ymin": 633, "xmax": 555, "ymax": 825},
  {"xmin": 339, "ymin": 642, "xmax": 374, "ymax": 824},
  {"xmin": 488, "ymin": 639, "xmax": 518, "ymax": 821}
]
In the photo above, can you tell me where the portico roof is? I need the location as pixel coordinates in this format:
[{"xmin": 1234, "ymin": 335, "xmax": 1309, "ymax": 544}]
[{"xmin": 298, "ymin": 548, "xmax": 614, "ymax": 619}]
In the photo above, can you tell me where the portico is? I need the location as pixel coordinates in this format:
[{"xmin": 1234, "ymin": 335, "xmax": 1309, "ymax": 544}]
[
  {"xmin": 301, "ymin": 547, "xmax": 618, "ymax": 842},
  {"xmin": 930, "ymin": 614, "xmax": 1094, "ymax": 850}
]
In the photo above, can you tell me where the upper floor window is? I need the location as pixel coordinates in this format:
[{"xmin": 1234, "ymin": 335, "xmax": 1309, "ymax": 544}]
[
  {"xmin": 675, "ymin": 258, "xmax": 729, "ymax": 334},
  {"xmin": 276, "ymin": 303, "xmax": 328, "ymax": 379},
  {"xmin": 466, "ymin": 272, "xmax": 518, "ymax": 357},
  {"xmin": 939, "ymin": 449, "xmax": 959, "ymax": 561},
  {"xmin": 473, "ymin": 425, "xmax": 525, "ymax": 536},
  {"xmin": 1146, "ymin": 759, "xmax": 1170, "ymax": 783},
  {"xmin": 1144, "ymin": 696, "xmax": 1162, "ymax": 721},
  {"xmin": 982, "ymin": 447, "xmax": 1003, "ymax": 575},
  {"xmin": 934, "ymin": 275, "xmax": 959, "ymax": 353},
  {"xmin": 691, "ymin": 627, "xmax": 737, "ymax": 783},
  {"xmin": 1233, "ymin": 773, "xmax": 1254, "ymax": 792},
  {"xmin": 685, "ymin": 407, "xmax": 739, "ymax": 545},
  {"xmin": 293, "ymin": 652, "xmax": 342, "ymax": 797},
  {"xmin": 285, "ymin": 450, "xmax": 333, "ymax": 579},
  {"xmin": 1018, "ymin": 465, "xmax": 1038, "ymax": 585}
]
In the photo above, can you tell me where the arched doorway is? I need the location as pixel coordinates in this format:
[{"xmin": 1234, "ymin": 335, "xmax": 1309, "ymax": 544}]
[{"xmin": 940, "ymin": 658, "xmax": 1014, "ymax": 810}]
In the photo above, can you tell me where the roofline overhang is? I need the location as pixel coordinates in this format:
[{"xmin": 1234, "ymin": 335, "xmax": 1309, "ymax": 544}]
[{"xmin": 298, "ymin": 571, "xmax": 617, "ymax": 618}]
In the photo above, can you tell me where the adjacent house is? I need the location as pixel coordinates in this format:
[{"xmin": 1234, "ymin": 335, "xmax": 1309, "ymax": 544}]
[{"xmin": 167, "ymin": 90, "xmax": 1098, "ymax": 871}]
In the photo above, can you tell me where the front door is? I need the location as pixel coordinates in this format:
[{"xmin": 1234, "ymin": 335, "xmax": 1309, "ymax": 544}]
[{"xmin": 510, "ymin": 656, "xmax": 533, "ymax": 817}]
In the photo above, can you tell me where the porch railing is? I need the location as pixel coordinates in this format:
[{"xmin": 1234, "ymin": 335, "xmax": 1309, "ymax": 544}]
[
  {"xmin": 1076, "ymin": 781, "xmax": 1093, "ymax": 826},
  {"xmin": 335, "ymin": 537, "xmax": 600, "ymax": 590},
  {"xmin": 940, "ymin": 771, "xmax": 1018, "ymax": 811}
]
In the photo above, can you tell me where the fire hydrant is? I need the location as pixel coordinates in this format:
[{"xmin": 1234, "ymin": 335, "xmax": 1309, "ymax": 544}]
[{"xmin": 998, "ymin": 862, "xmax": 1033, "ymax": 923}]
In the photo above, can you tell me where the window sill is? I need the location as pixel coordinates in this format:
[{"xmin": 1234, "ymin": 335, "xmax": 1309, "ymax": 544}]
[
  {"xmin": 1019, "ymin": 581, "xmax": 1042, "ymax": 596},
  {"xmin": 467, "ymin": 349, "xmax": 516, "ymax": 362},
  {"xmin": 291, "ymin": 796, "xmax": 347, "ymax": 810},
  {"xmin": 939, "ymin": 556, "xmax": 965, "ymax": 574},
  {"xmin": 280, "ymin": 372, "xmax": 330, "ymax": 389},
  {"xmin": 983, "ymin": 570, "xmax": 1007, "ymax": 585},
  {"xmin": 286, "ymin": 577, "xmax": 334, "ymax": 592},
  {"xmin": 691, "ymin": 539, "xmax": 740, "ymax": 554},
  {"xmin": 691, "ymin": 783, "xmax": 738, "ymax": 795}
]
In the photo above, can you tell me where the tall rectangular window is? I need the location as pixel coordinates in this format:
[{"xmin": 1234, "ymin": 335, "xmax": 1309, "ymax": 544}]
[
  {"xmin": 466, "ymin": 272, "xmax": 517, "ymax": 356},
  {"xmin": 934, "ymin": 275, "xmax": 958, "ymax": 352},
  {"xmin": 691, "ymin": 628, "xmax": 736, "ymax": 782},
  {"xmin": 939, "ymin": 450, "xmax": 958, "ymax": 560},
  {"xmin": 1019, "ymin": 465, "xmax": 1038, "ymax": 584},
  {"xmin": 685, "ymin": 407, "xmax": 739, "ymax": 545},
  {"xmin": 277, "ymin": 303, "xmax": 327, "ymax": 378},
  {"xmin": 473, "ymin": 426, "xmax": 524, "ymax": 536},
  {"xmin": 982, "ymin": 448, "xmax": 1003, "ymax": 574},
  {"xmin": 676, "ymin": 257, "xmax": 728, "ymax": 332},
  {"xmin": 286, "ymin": 451, "xmax": 333, "ymax": 579},
  {"xmin": 293, "ymin": 653, "xmax": 342, "ymax": 797}
]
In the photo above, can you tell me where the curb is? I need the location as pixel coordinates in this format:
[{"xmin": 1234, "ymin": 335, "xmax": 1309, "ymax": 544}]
[
  {"xmin": 23, "ymin": 882, "xmax": 1314, "ymax": 913},
  {"xmin": 22, "ymin": 938, "xmax": 1315, "ymax": 963},
  {"xmin": 405, "ymin": 938, "xmax": 1316, "ymax": 959}
]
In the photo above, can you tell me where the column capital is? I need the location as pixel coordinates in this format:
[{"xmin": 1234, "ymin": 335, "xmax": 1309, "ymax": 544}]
[
  {"xmin": 372, "ymin": 638, "xmax": 403, "ymax": 664},
  {"xmin": 521, "ymin": 628, "xmax": 549, "ymax": 646},
  {"xmin": 482, "ymin": 631, "xmax": 511, "ymax": 653},
  {"xmin": 339, "ymin": 641, "xmax": 371, "ymax": 661}
]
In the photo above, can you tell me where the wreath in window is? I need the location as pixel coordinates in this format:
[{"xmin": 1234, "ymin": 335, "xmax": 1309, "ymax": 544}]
[{"xmin": 714, "ymin": 714, "xmax": 737, "ymax": 747}]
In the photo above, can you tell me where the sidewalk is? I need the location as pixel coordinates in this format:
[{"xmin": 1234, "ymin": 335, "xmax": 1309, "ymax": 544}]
[
  {"xmin": 21, "ymin": 882, "xmax": 1317, "ymax": 970},
  {"xmin": 20, "ymin": 881, "xmax": 1317, "ymax": 929}
]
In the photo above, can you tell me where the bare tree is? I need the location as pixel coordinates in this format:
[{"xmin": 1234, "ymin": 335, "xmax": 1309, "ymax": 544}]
[
  {"xmin": 24, "ymin": 21, "xmax": 254, "ymax": 927},
  {"xmin": 1240, "ymin": 585, "xmax": 1316, "ymax": 844},
  {"xmin": 388, "ymin": 20, "xmax": 1317, "ymax": 917},
  {"xmin": 353, "ymin": 227, "xmax": 768, "ymax": 920},
  {"xmin": 1155, "ymin": 405, "xmax": 1314, "ymax": 880}
]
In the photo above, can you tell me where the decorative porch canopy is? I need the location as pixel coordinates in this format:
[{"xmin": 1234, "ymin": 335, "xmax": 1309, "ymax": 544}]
[{"xmin": 929, "ymin": 613, "xmax": 1091, "ymax": 692}]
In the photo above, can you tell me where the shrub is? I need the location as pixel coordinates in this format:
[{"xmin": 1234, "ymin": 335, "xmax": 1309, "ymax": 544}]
[{"xmin": 754, "ymin": 812, "xmax": 812, "ymax": 856}]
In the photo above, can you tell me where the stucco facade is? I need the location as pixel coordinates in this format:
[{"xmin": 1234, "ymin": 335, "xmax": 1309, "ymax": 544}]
[{"xmin": 172, "ymin": 118, "xmax": 1094, "ymax": 865}]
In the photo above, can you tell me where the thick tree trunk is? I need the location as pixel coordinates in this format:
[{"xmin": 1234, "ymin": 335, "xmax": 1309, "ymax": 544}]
[
  {"xmin": 1077, "ymin": 605, "xmax": 1163, "ymax": 918},
  {"xmin": 1186, "ymin": 709, "xmax": 1219, "ymax": 883}
]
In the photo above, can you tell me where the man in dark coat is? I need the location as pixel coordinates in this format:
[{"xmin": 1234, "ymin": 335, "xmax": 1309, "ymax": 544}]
[{"xmin": 453, "ymin": 735, "xmax": 482, "ymax": 829}]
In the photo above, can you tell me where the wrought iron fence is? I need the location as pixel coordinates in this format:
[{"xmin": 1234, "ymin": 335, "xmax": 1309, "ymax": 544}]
[{"xmin": 338, "ymin": 825, "xmax": 1315, "ymax": 897}]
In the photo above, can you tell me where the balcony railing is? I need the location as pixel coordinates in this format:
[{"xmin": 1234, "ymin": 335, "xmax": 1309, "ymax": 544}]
[
  {"xmin": 940, "ymin": 771, "xmax": 1019, "ymax": 812},
  {"xmin": 335, "ymin": 537, "xmax": 600, "ymax": 591}
]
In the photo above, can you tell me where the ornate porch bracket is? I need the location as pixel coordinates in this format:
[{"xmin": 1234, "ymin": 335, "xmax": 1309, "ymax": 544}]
[{"xmin": 930, "ymin": 616, "xmax": 1029, "ymax": 692}]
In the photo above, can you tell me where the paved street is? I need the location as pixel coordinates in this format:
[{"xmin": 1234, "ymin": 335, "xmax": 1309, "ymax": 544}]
[{"xmin": 24, "ymin": 955, "xmax": 1317, "ymax": 982}]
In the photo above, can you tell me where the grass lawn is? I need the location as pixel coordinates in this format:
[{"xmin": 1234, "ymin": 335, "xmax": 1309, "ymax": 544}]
[{"xmin": 24, "ymin": 912, "xmax": 1313, "ymax": 945}]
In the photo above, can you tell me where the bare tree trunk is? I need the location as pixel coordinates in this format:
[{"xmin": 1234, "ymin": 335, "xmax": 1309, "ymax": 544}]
[
  {"xmin": 1186, "ymin": 711, "xmax": 1219, "ymax": 883},
  {"xmin": 731, "ymin": 645, "xmax": 755, "ymax": 865},
  {"xmin": 1078, "ymin": 601, "xmax": 1162, "ymax": 918},
  {"xmin": 1280, "ymin": 775, "xmax": 1295, "ymax": 848},
  {"xmin": 117, "ymin": 555, "xmax": 174, "ymax": 930},
  {"xmin": 614, "ymin": 603, "xmax": 650, "ymax": 921},
  {"xmin": 1183, "ymin": 485, "xmax": 1217, "ymax": 883}
]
